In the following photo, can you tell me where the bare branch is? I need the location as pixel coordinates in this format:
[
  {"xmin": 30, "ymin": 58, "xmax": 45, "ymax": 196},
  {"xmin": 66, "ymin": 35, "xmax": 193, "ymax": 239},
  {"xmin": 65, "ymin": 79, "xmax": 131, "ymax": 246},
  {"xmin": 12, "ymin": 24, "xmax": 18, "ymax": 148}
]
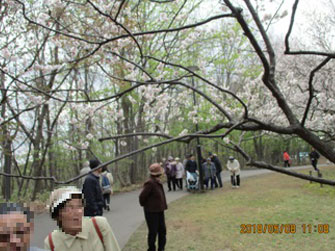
[
  {"xmin": 244, "ymin": 0, "xmax": 276, "ymax": 70},
  {"xmin": 284, "ymin": 0, "xmax": 299, "ymax": 54},
  {"xmin": 232, "ymin": 142, "xmax": 335, "ymax": 186},
  {"xmin": 301, "ymin": 57, "xmax": 332, "ymax": 126},
  {"xmin": 250, "ymin": 160, "xmax": 335, "ymax": 186}
]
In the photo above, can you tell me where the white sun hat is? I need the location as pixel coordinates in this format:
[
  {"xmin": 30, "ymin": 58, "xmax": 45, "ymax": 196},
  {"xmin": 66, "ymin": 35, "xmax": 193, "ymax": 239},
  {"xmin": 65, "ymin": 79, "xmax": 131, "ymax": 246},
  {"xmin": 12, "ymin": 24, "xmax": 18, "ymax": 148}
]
[{"xmin": 48, "ymin": 186, "xmax": 82, "ymax": 218}]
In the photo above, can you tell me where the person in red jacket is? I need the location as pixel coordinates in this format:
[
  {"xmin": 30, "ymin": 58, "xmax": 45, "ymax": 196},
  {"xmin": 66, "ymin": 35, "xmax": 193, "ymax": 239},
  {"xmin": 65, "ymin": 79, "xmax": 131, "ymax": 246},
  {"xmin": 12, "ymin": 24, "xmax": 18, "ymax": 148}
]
[
  {"xmin": 283, "ymin": 151, "xmax": 291, "ymax": 167},
  {"xmin": 139, "ymin": 163, "xmax": 167, "ymax": 251}
]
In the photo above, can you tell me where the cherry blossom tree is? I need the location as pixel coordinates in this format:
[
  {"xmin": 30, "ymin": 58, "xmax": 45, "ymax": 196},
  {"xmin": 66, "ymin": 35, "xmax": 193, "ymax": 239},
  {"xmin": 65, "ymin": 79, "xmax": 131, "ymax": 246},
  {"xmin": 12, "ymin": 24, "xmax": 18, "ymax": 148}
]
[{"xmin": 1, "ymin": 0, "xmax": 335, "ymax": 200}]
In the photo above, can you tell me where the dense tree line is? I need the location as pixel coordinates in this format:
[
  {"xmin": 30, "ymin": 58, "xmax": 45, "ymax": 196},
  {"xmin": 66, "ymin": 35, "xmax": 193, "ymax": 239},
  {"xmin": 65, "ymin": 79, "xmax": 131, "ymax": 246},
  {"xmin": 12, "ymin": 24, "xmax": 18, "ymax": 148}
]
[{"xmin": 1, "ymin": 0, "xmax": 335, "ymax": 201}]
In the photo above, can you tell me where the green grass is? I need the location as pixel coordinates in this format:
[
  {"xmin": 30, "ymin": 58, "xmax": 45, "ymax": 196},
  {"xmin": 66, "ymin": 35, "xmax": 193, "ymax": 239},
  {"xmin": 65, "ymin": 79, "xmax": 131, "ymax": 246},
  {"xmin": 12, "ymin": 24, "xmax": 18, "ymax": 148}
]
[{"xmin": 124, "ymin": 166, "xmax": 335, "ymax": 251}]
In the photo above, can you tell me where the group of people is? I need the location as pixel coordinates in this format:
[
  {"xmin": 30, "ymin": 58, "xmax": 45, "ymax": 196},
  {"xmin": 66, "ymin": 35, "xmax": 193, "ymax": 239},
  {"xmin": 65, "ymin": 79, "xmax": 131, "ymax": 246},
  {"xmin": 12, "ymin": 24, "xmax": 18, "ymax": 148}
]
[
  {"xmin": 1, "ymin": 158, "xmax": 120, "ymax": 251},
  {"xmin": 163, "ymin": 152, "xmax": 241, "ymax": 191},
  {"xmin": 81, "ymin": 159, "xmax": 114, "ymax": 215},
  {"xmin": 162, "ymin": 156, "xmax": 185, "ymax": 191},
  {"xmin": 2, "ymin": 146, "xmax": 325, "ymax": 251},
  {"xmin": 283, "ymin": 148, "xmax": 321, "ymax": 173},
  {"xmin": 138, "ymin": 153, "xmax": 241, "ymax": 251},
  {"xmin": 202, "ymin": 153, "xmax": 241, "ymax": 189},
  {"xmin": 0, "ymin": 187, "xmax": 120, "ymax": 251}
]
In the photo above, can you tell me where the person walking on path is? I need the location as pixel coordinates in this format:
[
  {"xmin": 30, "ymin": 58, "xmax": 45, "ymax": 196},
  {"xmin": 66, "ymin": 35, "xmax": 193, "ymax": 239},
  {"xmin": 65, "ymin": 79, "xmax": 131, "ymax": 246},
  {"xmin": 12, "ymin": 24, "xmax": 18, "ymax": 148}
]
[
  {"xmin": 78, "ymin": 162, "xmax": 90, "ymax": 188},
  {"xmin": 209, "ymin": 152, "xmax": 223, "ymax": 188},
  {"xmin": 175, "ymin": 157, "xmax": 184, "ymax": 190},
  {"xmin": 227, "ymin": 156, "xmax": 241, "ymax": 188},
  {"xmin": 283, "ymin": 151, "xmax": 291, "ymax": 167},
  {"xmin": 139, "ymin": 163, "xmax": 168, "ymax": 251},
  {"xmin": 0, "ymin": 202, "xmax": 47, "ymax": 251},
  {"xmin": 164, "ymin": 156, "xmax": 177, "ymax": 191},
  {"xmin": 202, "ymin": 158, "xmax": 216, "ymax": 189},
  {"xmin": 101, "ymin": 166, "xmax": 114, "ymax": 211},
  {"xmin": 45, "ymin": 186, "xmax": 120, "ymax": 251},
  {"xmin": 309, "ymin": 148, "xmax": 321, "ymax": 173},
  {"xmin": 82, "ymin": 159, "xmax": 105, "ymax": 216}
]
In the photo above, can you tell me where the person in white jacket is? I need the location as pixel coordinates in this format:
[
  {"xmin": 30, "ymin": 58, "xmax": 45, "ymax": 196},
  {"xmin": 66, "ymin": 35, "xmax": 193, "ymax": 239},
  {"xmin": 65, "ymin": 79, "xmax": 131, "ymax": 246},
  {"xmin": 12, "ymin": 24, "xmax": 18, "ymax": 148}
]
[
  {"xmin": 175, "ymin": 157, "xmax": 185, "ymax": 190},
  {"xmin": 226, "ymin": 156, "xmax": 241, "ymax": 188}
]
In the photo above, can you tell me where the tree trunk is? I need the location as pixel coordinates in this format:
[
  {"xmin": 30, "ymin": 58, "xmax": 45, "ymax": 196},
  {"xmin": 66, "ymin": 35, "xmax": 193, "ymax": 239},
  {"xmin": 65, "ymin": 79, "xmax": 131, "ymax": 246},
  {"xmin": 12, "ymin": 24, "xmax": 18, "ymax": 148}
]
[{"xmin": 0, "ymin": 73, "xmax": 12, "ymax": 201}]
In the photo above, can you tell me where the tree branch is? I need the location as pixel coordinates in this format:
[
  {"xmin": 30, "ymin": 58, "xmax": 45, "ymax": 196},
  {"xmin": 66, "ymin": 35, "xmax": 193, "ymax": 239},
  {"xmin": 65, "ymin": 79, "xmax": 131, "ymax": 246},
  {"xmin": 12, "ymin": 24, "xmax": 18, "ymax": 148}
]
[{"xmin": 301, "ymin": 57, "xmax": 332, "ymax": 126}]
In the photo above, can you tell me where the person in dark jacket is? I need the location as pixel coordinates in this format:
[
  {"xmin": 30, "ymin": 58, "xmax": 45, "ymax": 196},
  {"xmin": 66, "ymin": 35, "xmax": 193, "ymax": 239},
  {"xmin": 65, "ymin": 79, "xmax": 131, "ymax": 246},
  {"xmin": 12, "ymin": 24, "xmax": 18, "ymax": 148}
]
[
  {"xmin": 202, "ymin": 158, "xmax": 216, "ymax": 189},
  {"xmin": 82, "ymin": 159, "xmax": 105, "ymax": 217},
  {"xmin": 185, "ymin": 154, "xmax": 197, "ymax": 173},
  {"xmin": 209, "ymin": 152, "xmax": 223, "ymax": 188},
  {"xmin": 309, "ymin": 148, "xmax": 321, "ymax": 173},
  {"xmin": 139, "ymin": 163, "xmax": 167, "ymax": 251}
]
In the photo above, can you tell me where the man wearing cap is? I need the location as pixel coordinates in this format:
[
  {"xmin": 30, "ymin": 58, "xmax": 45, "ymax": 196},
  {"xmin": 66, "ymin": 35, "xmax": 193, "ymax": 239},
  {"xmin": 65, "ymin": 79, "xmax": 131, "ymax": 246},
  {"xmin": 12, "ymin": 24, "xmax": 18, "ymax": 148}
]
[
  {"xmin": 0, "ymin": 202, "xmax": 46, "ymax": 251},
  {"xmin": 227, "ymin": 156, "xmax": 241, "ymax": 188},
  {"xmin": 139, "ymin": 163, "xmax": 167, "ymax": 251},
  {"xmin": 45, "ymin": 186, "xmax": 120, "ymax": 250},
  {"xmin": 82, "ymin": 159, "xmax": 105, "ymax": 216},
  {"xmin": 209, "ymin": 152, "xmax": 223, "ymax": 188}
]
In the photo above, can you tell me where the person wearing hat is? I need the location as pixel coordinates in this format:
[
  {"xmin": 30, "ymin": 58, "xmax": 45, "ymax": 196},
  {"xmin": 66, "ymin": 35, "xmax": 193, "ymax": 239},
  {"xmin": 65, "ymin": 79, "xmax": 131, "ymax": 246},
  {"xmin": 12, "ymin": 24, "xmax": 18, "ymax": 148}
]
[
  {"xmin": 44, "ymin": 186, "xmax": 120, "ymax": 251},
  {"xmin": 202, "ymin": 158, "xmax": 217, "ymax": 189},
  {"xmin": 164, "ymin": 156, "xmax": 177, "ymax": 191},
  {"xmin": 82, "ymin": 159, "xmax": 105, "ymax": 216},
  {"xmin": 0, "ymin": 202, "xmax": 46, "ymax": 251},
  {"xmin": 139, "ymin": 163, "xmax": 168, "ymax": 251},
  {"xmin": 209, "ymin": 152, "xmax": 223, "ymax": 188},
  {"xmin": 226, "ymin": 156, "xmax": 241, "ymax": 188},
  {"xmin": 175, "ymin": 157, "xmax": 185, "ymax": 190}
]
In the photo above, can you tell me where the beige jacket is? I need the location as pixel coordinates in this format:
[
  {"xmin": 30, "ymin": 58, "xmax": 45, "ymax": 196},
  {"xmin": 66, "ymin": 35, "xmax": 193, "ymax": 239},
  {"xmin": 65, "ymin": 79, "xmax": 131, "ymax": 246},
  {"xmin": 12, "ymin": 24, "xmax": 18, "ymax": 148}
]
[
  {"xmin": 227, "ymin": 159, "xmax": 241, "ymax": 175},
  {"xmin": 100, "ymin": 171, "xmax": 114, "ymax": 194},
  {"xmin": 44, "ymin": 217, "xmax": 120, "ymax": 251}
]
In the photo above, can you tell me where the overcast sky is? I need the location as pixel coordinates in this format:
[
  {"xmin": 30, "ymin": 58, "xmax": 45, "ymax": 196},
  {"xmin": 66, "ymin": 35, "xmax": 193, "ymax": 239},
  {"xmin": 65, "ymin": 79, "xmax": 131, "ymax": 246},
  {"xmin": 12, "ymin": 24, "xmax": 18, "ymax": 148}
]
[{"xmin": 200, "ymin": 0, "xmax": 333, "ymax": 37}]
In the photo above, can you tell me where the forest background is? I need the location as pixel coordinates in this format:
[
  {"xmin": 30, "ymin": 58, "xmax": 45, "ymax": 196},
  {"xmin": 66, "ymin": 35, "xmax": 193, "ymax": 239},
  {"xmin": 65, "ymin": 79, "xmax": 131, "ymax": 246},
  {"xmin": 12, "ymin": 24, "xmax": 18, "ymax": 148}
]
[{"xmin": 1, "ymin": 0, "xmax": 335, "ymax": 202}]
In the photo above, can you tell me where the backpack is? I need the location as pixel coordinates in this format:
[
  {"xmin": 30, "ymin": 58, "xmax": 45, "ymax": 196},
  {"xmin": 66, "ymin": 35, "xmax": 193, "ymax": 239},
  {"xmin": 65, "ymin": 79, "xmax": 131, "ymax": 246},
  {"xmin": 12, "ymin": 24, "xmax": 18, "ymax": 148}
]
[
  {"xmin": 48, "ymin": 217, "xmax": 104, "ymax": 251},
  {"xmin": 101, "ymin": 174, "xmax": 111, "ymax": 194}
]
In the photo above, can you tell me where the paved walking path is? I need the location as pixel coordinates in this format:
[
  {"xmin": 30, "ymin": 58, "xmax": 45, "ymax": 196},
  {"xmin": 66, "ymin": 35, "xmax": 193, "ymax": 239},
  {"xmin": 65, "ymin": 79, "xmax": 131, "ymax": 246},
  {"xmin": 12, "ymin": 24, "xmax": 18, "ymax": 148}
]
[{"xmin": 31, "ymin": 164, "xmax": 325, "ymax": 249}]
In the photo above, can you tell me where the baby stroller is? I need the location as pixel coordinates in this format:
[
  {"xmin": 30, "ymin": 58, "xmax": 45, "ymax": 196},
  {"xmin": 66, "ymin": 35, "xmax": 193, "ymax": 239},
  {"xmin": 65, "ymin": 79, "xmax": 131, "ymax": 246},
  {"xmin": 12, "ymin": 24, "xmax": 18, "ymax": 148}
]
[{"xmin": 186, "ymin": 171, "xmax": 199, "ymax": 191}]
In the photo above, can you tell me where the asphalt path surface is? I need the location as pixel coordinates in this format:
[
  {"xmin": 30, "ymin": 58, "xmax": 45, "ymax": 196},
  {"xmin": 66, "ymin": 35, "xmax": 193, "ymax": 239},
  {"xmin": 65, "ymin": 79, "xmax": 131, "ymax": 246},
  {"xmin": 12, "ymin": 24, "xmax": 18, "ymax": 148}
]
[{"xmin": 31, "ymin": 165, "xmax": 323, "ymax": 249}]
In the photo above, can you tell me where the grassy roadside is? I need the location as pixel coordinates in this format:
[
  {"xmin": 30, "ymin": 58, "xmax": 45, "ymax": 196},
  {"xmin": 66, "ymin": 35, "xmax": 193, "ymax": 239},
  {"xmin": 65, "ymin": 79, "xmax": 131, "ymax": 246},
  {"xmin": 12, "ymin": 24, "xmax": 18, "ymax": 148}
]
[{"xmin": 124, "ymin": 166, "xmax": 335, "ymax": 251}]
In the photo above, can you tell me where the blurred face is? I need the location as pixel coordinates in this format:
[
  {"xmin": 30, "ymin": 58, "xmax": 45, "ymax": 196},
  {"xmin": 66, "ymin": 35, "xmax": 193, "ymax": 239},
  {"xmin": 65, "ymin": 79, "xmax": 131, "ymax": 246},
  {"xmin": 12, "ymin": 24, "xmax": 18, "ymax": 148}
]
[
  {"xmin": 207, "ymin": 159, "xmax": 211, "ymax": 163},
  {"xmin": 58, "ymin": 198, "xmax": 83, "ymax": 236},
  {"xmin": 0, "ymin": 212, "xmax": 32, "ymax": 251},
  {"xmin": 229, "ymin": 159, "xmax": 234, "ymax": 163}
]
